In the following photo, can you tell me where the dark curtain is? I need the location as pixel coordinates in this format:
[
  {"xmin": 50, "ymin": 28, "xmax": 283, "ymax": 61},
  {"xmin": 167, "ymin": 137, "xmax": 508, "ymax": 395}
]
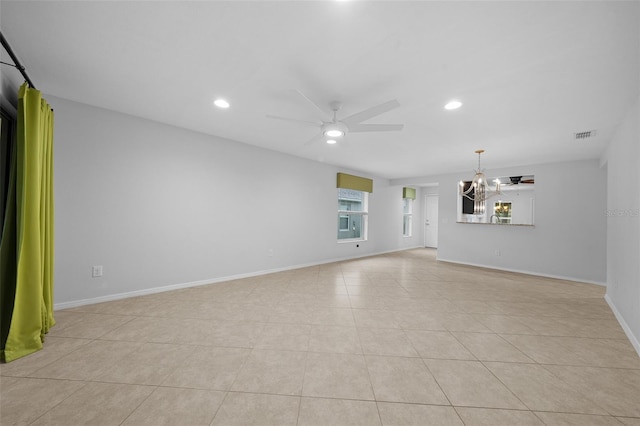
[{"xmin": 0, "ymin": 107, "xmax": 17, "ymax": 352}]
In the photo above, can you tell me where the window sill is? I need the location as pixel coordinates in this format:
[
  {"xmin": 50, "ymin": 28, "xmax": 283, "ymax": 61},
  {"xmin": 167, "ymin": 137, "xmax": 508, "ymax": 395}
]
[{"xmin": 337, "ymin": 239, "xmax": 366, "ymax": 244}]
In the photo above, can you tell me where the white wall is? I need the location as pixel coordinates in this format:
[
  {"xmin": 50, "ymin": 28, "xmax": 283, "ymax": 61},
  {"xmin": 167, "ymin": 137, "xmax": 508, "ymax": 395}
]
[
  {"xmin": 49, "ymin": 96, "xmax": 422, "ymax": 306},
  {"xmin": 604, "ymin": 98, "xmax": 640, "ymax": 352},
  {"xmin": 393, "ymin": 159, "xmax": 607, "ymax": 284},
  {"xmin": 501, "ymin": 187, "xmax": 535, "ymax": 225}
]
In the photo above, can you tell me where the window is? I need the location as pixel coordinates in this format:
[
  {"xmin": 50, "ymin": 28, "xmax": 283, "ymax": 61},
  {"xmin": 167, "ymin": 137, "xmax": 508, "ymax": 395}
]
[
  {"xmin": 461, "ymin": 181, "xmax": 475, "ymax": 214},
  {"xmin": 401, "ymin": 187, "xmax": 416, "ymax": 237},
  {"xmin": 403, "ymin": 197, "xmax": 413, "ymax": 237},
  {"xmin": 336, "ymin": 173, "xmax": 372, "ymax": 242},
  {"xmin": 493, "ymin": 201, "xmax": 512, "ymax": 224},
  {"xmin": 338, "ymin": 215, "xmax": 349, "ymax": 231},
  {"xmin": 337, "ymin": 188, "xmax": 368, "ymax": 241}
]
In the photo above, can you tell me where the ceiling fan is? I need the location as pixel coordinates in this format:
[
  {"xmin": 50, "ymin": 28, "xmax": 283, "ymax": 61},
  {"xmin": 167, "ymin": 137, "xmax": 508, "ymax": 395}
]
[
  {"xmin": 494, "ymin": 175, "xmax": 535, "ymax": 186},
  {"xmin": 266, "ymin": 90, "xmax": 404, "ymax": 145},
  {"xmin": 506, "ymin": 176, "xmax": 535, "ymax": 185}
]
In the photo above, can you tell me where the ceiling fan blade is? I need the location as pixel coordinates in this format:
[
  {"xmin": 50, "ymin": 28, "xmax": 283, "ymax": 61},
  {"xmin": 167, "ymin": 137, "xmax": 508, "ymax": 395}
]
[
  {"xmin": 348, "ymin": 123, "xmax": 404, "ymax": 133},
  {"xmin": 341, "ymin": 99, "xmax": 400, "ymax": 126},
  {"xmin": 303, "ymin": 133, "xmax": 325, "ymax": 146},
  {"xmin": 294, "ymin": 89, "xmax": 333, "ymax": 121},
  {"xmin": 266, "ymin": 114, "xmax": 322, "ymax": 128}
]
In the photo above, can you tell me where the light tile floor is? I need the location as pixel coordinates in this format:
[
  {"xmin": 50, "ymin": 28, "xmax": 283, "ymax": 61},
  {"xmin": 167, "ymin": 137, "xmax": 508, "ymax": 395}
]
[{"xmin": 2, "ymin": 248, "xmax": 639, "ymax": 425}]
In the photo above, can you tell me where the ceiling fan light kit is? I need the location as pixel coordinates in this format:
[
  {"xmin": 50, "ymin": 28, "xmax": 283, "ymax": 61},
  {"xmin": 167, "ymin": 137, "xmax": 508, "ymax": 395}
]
[
  {"xmin": 323, "ymin": 120, "xmax": 348, "ymax": 138},
  {"xmin": 444, "ymin": 100, "xmax": 463, "ymax": 110},
  {"xmin": 213, "ymin": 99, "xmax": 230, "ymax": 108}
]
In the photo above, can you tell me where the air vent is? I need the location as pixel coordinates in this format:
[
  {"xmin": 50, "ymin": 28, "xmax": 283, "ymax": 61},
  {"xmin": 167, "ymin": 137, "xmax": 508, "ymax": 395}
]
[{"xmin": 574, "ymin": 129, "xmax": 597, "ymax": 140}]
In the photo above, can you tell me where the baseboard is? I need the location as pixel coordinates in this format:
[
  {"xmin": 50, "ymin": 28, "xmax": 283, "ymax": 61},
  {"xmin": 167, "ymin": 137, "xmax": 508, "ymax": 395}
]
[
  {"xmin": 436, "ymin": 257, "xmax": 607, "ymax": 286},
  {"xmin": 54, "ymin": 246, "xmax": 422, "ymax": 310},
  {"xmin": 54, "ymin": 278, "xmax": 219, "ymax": 310},
  {"xmin": 605, "ymin": 294, "xmax": 640, "ymax": 357}
]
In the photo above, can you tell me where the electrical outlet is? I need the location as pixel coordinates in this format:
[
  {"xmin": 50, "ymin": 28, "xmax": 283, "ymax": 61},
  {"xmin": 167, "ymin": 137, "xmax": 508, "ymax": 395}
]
[
  {"xmin": 495, "ymin": 250, "xmax": 501, "ymax": 256},
  {"xmin": 92, "ymin": 265, "xmax": 103, "ymax": 278}
]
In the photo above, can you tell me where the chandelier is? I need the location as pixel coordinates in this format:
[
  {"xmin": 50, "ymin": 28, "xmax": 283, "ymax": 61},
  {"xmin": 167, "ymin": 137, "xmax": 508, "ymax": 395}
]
[{"xmin": 459, "ymin": 149, "xmax": 502, "ymax": 215}]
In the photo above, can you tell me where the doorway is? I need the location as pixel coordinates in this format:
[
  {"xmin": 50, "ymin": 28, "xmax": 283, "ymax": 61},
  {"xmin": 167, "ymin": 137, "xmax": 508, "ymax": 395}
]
[{"xmin": 424, "ymin": 194, "xmax": 438, "ymax": 248}]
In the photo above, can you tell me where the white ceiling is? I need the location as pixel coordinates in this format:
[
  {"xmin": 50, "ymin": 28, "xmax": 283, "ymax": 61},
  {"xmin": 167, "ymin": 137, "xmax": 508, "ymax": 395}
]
[{"xmin": 2, "ymin": 1, "xmax": 638, "ymax": 179}]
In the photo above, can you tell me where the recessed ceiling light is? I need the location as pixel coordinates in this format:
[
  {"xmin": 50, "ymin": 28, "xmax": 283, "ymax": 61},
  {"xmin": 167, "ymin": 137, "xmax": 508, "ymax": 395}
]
[
  {"xmin": 325, "ymin": 129, "xmax": 344, "ymax": 137},
  {"xmin": 214, "ymin": 99, "xmax": 230, "ymax": 108},
  {"xmin": 326, "ymin": 139, "xmax": 337, "ymax": 145},
  {"xmin": 444, "ymin": 100, "xmax": 462, "ymax": 110}
]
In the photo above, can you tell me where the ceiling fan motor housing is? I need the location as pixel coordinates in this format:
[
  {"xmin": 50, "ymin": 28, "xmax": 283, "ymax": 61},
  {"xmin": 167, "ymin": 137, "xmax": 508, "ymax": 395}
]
[{"xmin": 322, "ymin": 121, "xmax": 348, "ymax": 137}]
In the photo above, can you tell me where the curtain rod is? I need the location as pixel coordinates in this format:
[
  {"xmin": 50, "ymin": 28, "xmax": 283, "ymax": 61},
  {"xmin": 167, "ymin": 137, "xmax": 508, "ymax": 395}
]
[{"xmin": 0, "ymin": 30, "xmax": 37, "ymax": 90}]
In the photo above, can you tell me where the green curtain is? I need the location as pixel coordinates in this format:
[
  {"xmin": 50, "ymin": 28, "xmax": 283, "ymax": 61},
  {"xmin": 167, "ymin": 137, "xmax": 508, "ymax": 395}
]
[{"xmin": 1, "ymin": 83, "xmax": 55, "ymax": 363}]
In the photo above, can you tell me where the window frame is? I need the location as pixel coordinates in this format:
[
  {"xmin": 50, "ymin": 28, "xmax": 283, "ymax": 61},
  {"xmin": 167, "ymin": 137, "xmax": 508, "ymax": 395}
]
[
  {"xmin": 337, "ymin": 188, "xmax": 369, "ymax": 242},
  {"xmin": 402, "ymin": 197, "xmax": 413, "ymax": 237}
]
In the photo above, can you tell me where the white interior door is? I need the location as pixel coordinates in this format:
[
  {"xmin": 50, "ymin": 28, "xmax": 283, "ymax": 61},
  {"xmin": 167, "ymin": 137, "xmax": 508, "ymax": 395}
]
[{"xmin": 424, "ymin": 194, "xmax": 439, "ymax": 248}]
